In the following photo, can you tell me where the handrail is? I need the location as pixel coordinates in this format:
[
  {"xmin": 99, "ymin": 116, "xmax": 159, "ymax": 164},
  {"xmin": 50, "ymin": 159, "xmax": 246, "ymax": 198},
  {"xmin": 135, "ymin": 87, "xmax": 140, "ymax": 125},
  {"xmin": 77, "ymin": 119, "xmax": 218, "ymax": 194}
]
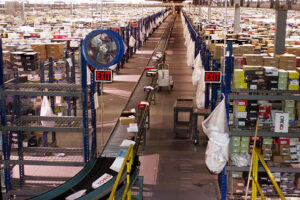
[
  {"xmin": 109, "ymin": 144, "xmax": 134, "ymax": 200},
  {"xmin": 252, "ymin": 147, "xmax": 286, "ymax": 200}
]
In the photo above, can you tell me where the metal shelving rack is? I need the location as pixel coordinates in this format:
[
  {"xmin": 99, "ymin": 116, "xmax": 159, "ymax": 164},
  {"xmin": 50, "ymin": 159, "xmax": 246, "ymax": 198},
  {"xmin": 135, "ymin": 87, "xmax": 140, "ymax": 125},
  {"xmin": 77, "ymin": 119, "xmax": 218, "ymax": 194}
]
[
  {"xmin": 221, "ymin": 44, "xmax": 300, "ymax": 199},
  {"xmin": 0, "ymin": 38, "xmax": 97, "ymax": 194}
]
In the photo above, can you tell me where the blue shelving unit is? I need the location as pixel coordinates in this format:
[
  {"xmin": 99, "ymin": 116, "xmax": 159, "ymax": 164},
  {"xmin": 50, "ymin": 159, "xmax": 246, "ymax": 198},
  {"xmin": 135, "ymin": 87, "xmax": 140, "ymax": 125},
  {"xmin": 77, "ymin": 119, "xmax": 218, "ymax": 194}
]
[{"xmin": 0, "ymin": 38, "xmax": 97, "ymax": 194}]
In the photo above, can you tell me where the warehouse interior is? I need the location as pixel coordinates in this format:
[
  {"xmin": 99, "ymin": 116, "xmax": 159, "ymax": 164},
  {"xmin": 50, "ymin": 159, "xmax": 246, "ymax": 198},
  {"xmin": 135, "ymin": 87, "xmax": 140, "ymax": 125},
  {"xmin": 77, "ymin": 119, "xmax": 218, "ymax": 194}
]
[{"xmin": 0, "ymin": 0, "xmax": 300, "ymax": 200}]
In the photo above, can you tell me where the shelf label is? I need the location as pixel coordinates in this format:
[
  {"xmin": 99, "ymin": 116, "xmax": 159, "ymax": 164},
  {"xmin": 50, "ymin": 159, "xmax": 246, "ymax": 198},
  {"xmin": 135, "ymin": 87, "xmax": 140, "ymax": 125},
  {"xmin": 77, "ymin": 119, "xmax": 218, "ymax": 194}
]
[
  {"xmin": 95, "ymin": 70, "xmax": 113, "ymax": 83},
  {"xmin": 204, "ymin": 71, "xmax": 221, "ymax": 83}
]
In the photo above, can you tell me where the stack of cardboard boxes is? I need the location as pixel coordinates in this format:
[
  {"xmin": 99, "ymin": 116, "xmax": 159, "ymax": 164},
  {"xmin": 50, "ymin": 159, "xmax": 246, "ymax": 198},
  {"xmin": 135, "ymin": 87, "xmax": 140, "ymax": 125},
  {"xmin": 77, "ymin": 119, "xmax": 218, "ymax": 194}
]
[{"xmin": 31, "ymin": 43, "xmax": 64, "ymax": 60}]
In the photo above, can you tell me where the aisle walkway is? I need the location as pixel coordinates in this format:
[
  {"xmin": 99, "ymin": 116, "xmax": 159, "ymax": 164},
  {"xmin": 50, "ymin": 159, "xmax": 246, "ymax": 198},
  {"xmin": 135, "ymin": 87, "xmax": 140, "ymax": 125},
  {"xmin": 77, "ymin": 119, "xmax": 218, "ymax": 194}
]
[{"xmin": 140, "ymin": 14, "xmax": 219, "ymax": 200}]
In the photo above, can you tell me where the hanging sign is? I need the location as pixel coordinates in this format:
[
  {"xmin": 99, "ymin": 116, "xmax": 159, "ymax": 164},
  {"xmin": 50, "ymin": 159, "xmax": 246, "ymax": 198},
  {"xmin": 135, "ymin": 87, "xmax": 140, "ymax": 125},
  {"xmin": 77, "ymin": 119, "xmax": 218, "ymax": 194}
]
[{"xmin": 204, "ymin": 71, "xmax": 222, "ymax": 83}]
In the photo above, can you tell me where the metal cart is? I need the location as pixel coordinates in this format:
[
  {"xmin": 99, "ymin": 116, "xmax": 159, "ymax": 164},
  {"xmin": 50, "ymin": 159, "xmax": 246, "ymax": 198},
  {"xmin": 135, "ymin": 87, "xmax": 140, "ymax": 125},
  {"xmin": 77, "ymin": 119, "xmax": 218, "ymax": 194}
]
[{"xmin": 157, "ymin": 63, "xmax": 173, "ymax": 92}]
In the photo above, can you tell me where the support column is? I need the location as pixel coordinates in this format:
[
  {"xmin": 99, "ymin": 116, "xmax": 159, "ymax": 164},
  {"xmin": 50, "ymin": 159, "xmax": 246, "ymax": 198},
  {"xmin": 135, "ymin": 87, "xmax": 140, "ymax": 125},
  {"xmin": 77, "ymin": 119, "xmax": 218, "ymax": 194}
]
[
  {"xmin": 274, "ymin": 8, "xmax": 287, "ymax": 55},
  {"xmin": 208, "ymin": 6, "xmax": 211, "ymax": 22},
  {"xmin": 234, "ymin": 0, "xmax": 241, "ymax": 34}
]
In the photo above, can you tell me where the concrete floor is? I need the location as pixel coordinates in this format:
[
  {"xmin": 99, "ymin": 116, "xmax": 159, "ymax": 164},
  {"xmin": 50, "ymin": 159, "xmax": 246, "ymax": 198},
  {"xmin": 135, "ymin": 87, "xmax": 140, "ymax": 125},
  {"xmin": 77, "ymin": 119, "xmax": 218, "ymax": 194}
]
[{"xmin": 139, "ymin": 15, "xmax": 219, "ymax": 200}]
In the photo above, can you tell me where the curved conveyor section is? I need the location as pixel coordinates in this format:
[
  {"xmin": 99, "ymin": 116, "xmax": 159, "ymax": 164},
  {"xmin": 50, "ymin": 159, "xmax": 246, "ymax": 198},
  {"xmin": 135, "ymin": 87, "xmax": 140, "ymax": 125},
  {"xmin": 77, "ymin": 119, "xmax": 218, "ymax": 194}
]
[{"xmin": 29, "ymin": 14, "xmax": 176, "ymax": 200}]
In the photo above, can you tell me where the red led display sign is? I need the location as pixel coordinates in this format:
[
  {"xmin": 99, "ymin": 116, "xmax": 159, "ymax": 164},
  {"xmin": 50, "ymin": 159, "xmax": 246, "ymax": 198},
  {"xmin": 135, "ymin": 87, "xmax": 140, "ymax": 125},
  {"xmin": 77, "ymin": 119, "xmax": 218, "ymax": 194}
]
[
  {"xmin": 204, "ymin": 71, "xmax": 221, "ymax": 83},
  {"xmin": 95, "ymin": 70, "xmax": 113, "ymax": 83}
]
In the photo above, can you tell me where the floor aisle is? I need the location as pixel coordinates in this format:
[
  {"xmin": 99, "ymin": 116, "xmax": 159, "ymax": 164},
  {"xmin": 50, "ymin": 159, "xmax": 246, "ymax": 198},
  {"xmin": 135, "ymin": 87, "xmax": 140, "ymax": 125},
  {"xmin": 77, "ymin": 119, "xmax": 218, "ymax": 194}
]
[{"xmin": 140, "ymin": 14, "xmax": 219, "ymax": 200}]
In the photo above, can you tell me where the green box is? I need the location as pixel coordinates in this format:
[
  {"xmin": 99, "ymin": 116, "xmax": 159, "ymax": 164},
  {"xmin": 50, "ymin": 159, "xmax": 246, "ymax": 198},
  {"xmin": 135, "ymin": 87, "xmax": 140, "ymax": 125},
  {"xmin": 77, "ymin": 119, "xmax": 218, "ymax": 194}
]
[
  {"xmin": 232, "ymin": 171, "xmax": 243, "ymax": 178},
  {"xmin": 263, "ymin": 137, "xmax": 273, "ymax": 145},
  {"xmin": 278, "ymin": 84, "xmax": 288, "ymax": 90},
  {"xmin": 284, "ymin": 107, "xmax": 295, "ymax": 113},
  {"xmin": 279, "ymin": 70, "xmax": 288, "ymax": 78},
  {"xmin": 289, "ymin": 113, "xmax": 296, "ymax": 120},
  {"xmin": 232, "ymin": 146, "xmax": 241, "ymax": 153},
  {"xmin": 232, "ymin": 136, "xmax": 241, "ymax": 143},
  {"xmin": 240, "ymin": 147, "xmax": 249, "ymax": 154},
  {"xmin": 284, "ymin": 100, "xmax": 295, "ymax": 108},
  {"xmin": 240, "ymin": 141, "xmax": 250, "ymax": 148},
  {"xmin": 241, "ymin": 137, "xmax": 250, "ymax": 142}
]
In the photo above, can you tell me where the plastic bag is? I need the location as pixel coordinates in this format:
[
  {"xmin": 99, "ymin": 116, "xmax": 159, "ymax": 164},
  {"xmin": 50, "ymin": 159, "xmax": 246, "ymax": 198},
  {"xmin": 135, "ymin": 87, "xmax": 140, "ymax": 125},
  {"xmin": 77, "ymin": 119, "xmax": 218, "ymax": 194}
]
[
  {"xmin": 40, "ymin": 96, "xmax": 55, "ymax": 127},
  {"xmin": 202, "ymin": 97, "xmax": 230, "ymax": 174},
  {"xmin": 187, "ymin": 40, "xmax": 195, "ymax": 67},
  {"xmin": 231, "ymin": 153, "xmax": 251, "ymax": 167},
  {"xmin": 129, "ymin": 36, "xmax": 136, "ymax": 47}
]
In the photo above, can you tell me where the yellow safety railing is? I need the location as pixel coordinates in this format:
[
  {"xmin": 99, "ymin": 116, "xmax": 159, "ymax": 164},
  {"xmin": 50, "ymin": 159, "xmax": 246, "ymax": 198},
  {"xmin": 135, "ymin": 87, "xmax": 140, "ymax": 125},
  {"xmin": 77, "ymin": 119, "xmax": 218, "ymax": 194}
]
[
  {"xmin": 244, "ymin": 119, "xmax": 286, "ymax": 200},
  {"xmin": 251, "ymin": 147, "xmax": 286, "ymax": 200},
  {"xmin": 109, "ymin": 144, "xmax": 134, "ymax": 200}
]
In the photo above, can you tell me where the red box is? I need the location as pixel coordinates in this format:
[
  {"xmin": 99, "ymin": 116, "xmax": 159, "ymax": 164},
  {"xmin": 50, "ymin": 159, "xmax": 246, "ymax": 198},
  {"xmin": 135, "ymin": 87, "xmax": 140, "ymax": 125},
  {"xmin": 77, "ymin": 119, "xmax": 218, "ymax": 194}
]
[
  {"xmin": 278, "ymin": 138, "xmax": 290, "ymax": 145},
  {"xmin": 297, "ymin": 57, "xmax": 300, "ymax": 68},
  {"xmin": 250, "ymin": 136, "xmax": 262, "ymax": 142},
  {"xmin": 234, "ymin": 57, "xmax": 246, "ymax": 68},
  {"xmin": 258, "ymin": 105, "xmax": 271, "ymax": 113},
  {"xmin": 258, "ymin": 112, "xmax": 270, "ymax": 119},
  {"xmin": 138, "ymin": 101, "xmax": 147, "ymax": 109},
  {"xmin": 235, "ymin": 100, "xmax": 248, "ymax": 106},
  {"xmin": 111, "ymin": 27, "xmax": 119, "ymax": 32},
  {"xmin": 30, "ymin": 33, "xmax": 40, "ymax": 38},
  {"xmin": 145, "ymin": 66, "xmax": 155, "ymax": 71},
  {"xmin": 53, "ymin": 34, "xmax": 67, "ymax": 39}
]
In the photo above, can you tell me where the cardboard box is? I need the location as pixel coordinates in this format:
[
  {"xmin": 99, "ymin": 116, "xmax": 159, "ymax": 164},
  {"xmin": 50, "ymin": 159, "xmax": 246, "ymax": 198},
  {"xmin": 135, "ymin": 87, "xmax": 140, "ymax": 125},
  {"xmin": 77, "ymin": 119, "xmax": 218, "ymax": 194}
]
[
  {"xmin": 273, "ymin": 155, "xmax": 284, "ymax": 163},
  {"xmin": 233, "ymin": 179, "xmax": 245, "ymax": 187},
  {"xmin": 244, "ymin": 54, "xmax": 264, "ymax": 66},
  {"xmin": 280, "ymin": 145, "xmax": 291, "ymax": 155},
  {"xmin": 279, "ymin": 54, "xmax": 297, "ymax": 70},
  {"xmin": 286, "ymin": 46, "xmax": 300, "ymax": 57},
  {"xmin": 263, "ymin": 56, "xmax": 279, "ymax": 68},
  {"xmin": 120, "ymin": 117, "xmax": 135, "ymax": 125},
  {"xmin": 240, "ymin": 44, "xmax": 254, "ymax": 55},
  {"xmin": 46, "ymin": 43, "xmax": 64, "ymax": 60},
  {"xmin": 31, "ymin": 43, "xmax": 47, "ymax": 59}
]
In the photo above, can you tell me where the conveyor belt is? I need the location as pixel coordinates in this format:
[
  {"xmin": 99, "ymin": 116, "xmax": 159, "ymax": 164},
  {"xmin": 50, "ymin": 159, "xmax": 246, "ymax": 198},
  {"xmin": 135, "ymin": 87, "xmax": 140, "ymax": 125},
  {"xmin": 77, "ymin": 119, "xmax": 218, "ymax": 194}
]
[
  {"xmin": 29, "ymin": 14, "xmax": 176, "ymax": 200},
  {"xmin": 102, "ymin": 14, "xmax": 176, "ymax": 157}
]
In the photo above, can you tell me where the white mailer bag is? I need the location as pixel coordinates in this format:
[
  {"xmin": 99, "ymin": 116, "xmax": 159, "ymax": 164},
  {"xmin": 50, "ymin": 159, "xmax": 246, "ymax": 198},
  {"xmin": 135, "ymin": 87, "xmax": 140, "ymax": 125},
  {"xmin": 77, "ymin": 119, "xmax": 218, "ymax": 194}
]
[
  {"xmin": 40, "ymin": 96, "xmax": 55, "ymax": 127},
  {"xmin": 192, "ymin": 53, "xmax": 202, "ymax": 86},
  {"xmin": 187, "ymin": 40, "xmax": 195, "ymax": 67},
  {"xmin": 129, "ymin": 36, "xmax": 136, "ymax": 48},
  {"xmin": 202, "ymin": 97, "xmax": 230, "ymax": 174},
  {"xmin": 66, "ymin": 189, "xmax": 87, "ymax": 200}
]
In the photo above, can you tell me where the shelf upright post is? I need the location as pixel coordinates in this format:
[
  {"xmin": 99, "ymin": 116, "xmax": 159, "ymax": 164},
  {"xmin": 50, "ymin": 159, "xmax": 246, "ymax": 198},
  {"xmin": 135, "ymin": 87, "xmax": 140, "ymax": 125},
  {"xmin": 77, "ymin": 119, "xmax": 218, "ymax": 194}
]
[
  {"xmin": 71, "ymin": 49, "xmax": 77, "ymax": 116},
  {"xmin": 220, "ymin": 40, "xmax": 233, "ymax": 200},
  {"xmin": 204, "ymin": 46, "xmax": 210, "ymax": 109},
  {"xmin": 14, "ymin": 73, "xmax": 24, "ymax": 186},
  {"xmin": 126, "ymin": 25, "xmax": 130, "ymax": 62},
  {"xmin": 40, "ymin": 60, "xmax": 48, "ymax": 147},
  {"xmin": 65, "ymin": 51, "xmax": 71, "ymax": 116},
  {"xmin": 81, "ymin": 51, "xmax": 89, "ymax": 163},
  {"xmin": 90, "ymin": 71, "xmax": 97, "ymax": 157},
  {"xmin": 130, "ymin": 24, "xmax": 133, "ymax": 58},
  {"xmin": 137, "ymin": 20, "xmax": 141, "ymax": 49},
  {"xmin": 0, "ymin": 38, "xmax": 11, "ymax": 192},
  {"xmin": 134, "ymin": 26, "xmax": 137, "ymax": 54},
  {"xmin": 48, "ymin": 57, "xmax": 56, "ymax": 144}
]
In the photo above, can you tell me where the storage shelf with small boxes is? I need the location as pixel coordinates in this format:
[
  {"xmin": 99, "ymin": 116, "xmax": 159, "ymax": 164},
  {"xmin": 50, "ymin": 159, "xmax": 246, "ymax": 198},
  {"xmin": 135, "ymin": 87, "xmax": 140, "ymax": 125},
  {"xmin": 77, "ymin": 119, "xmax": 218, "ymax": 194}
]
[{"xmin": 183, "ymin": 4, "xmax": 300, "ymax": 199}]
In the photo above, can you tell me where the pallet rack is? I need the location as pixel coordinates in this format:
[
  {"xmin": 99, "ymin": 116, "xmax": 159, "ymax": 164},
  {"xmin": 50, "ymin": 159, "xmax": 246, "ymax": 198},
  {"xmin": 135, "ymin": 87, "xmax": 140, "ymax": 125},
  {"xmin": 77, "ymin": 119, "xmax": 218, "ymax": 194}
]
[{"xmin": 0, "ymin": 38, "xmax": 97, "ymax": 194}]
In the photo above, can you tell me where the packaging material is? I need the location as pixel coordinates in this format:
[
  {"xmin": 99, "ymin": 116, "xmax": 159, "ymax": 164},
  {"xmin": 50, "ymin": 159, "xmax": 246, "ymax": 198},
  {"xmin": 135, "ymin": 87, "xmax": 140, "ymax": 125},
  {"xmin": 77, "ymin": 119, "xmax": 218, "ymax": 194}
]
[
  {"xmin": 263, "ymin": 56, "xmax": 279, "ymax": 68},
  {"xmin": 31, "ymin": 43, "xmax": 47, "ymax": 59},
  {"xmin": 279, "ymin": 54, "xmax": 297, "ymax": 70},
  {"xmin": 244, "ymin": 54, "xmax": 263, "ymax": 66},
  {"xmin": 120, "ymin": 116, "xmax": 135, "ymax": 125},
  {"xmin": 46, "ymin": 43, "xmax": 64, "ymax": 59}
]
